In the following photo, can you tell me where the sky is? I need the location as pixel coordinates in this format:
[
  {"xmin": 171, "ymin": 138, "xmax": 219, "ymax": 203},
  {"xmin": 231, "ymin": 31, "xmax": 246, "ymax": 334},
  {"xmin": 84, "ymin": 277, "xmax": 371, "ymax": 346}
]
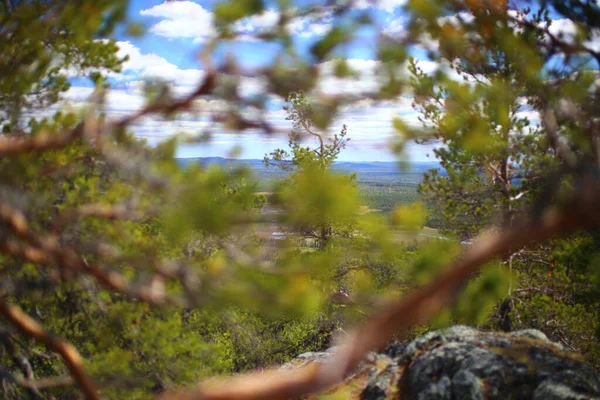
[{"xmin": 59, "ymin": 0, "xmax": 593, "ymax": 162}]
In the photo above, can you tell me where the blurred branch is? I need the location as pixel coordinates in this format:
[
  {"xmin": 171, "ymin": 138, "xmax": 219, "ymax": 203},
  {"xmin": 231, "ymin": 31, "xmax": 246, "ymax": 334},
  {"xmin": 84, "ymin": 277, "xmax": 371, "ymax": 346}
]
[
  {"xmin": 0, "ymin": 72, "xmax": 215, "ymax": 160},
  {"xmin": 110, "ymin": 72, "xmax": 216, "ymax": 130},
  {"xmin": 0, "ymin": 123, "xmax": 84, "ymax": 157},
  {"xmin": 0, "ymin": 297, "xmax": 100, "ymax": 400},
  {"xmin": 0, "ymin": 200, "xmax": 186, "ymax": 307},
  {"xmin": 542, "ymin": 108, "xmax": 578, "ymax": 168},
  {"xmin": 0, "ymin": 367, "xmax": 75, "ymax": 391},
  {"xmin": 18, "ymin": 375, "xmax": 75, "ymax": 390},
  {"xmin": 160, "ymin": 187, "xmax": 599, "ymax": 400},
  {"xmin": 508, "ymin": 14, "xmax": 600, "ymax": 66},
  {"xmin": 0, "ymin": 332, "xmax": 43, "ymax": 399},
  {"xmin": 51, "ymin": 202, "xmax": 145, "ymax": 231}
]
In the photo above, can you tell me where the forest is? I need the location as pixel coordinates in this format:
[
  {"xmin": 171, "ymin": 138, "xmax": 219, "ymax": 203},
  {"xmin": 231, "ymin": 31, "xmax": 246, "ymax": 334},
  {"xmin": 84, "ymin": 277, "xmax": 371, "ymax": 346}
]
[{"xmin": 1, "ymin": 0, "xmax": 600, "ymax": 399}]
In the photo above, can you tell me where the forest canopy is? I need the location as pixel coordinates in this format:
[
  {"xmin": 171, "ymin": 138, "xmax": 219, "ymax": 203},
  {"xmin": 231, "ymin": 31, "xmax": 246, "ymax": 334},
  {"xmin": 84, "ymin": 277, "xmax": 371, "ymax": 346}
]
[{"xmin": 1, "ymin": 0, "xmax": 600, "ymax": 399}]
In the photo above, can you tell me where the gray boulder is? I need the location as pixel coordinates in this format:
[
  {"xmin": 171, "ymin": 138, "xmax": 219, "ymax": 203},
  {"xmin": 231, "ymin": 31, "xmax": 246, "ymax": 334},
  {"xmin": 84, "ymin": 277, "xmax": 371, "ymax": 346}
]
[{"xmin": 286, "ymin": 326, "xmax": 600, "ymax": 399}]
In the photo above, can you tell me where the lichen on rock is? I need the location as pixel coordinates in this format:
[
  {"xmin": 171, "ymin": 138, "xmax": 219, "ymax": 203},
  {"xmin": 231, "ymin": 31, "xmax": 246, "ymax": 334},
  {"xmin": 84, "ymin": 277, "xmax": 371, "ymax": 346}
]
[{"xmin": 284, "ymin": 326, "xmax": 600, "ymax": 399}]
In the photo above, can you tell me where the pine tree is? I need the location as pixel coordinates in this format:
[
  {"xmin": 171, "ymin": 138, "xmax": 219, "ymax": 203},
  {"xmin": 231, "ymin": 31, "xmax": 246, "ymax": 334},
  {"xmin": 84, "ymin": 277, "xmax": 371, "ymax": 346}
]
[{"xmin": 0, "ymin": 0, "xmax": 126, "ymax": 131}]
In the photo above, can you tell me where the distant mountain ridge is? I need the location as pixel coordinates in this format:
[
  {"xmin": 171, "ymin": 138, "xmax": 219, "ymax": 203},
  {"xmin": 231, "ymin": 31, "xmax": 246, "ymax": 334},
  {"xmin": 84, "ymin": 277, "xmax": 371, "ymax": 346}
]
[{"xmin": 176, "ymin": 157, "xmax": 442, "ymax": 176}]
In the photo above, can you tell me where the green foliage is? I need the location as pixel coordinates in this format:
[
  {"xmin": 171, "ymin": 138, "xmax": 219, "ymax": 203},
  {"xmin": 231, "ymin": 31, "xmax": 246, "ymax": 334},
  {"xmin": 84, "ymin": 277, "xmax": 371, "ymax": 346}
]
[
  {"xmin": 311, "ymin": 27, "xmax": 351, "ymax": 61},
  {"xmin": 275, "ymin": 166, "xmax": 359, "ymax": 238},
  {"xmin": 2, "ymin": 0, "xmax": 600, "ymax": 398},
  {"xmin": 265, "ymin": 92, "xmax": 358, "ymax": 247},
  {"xmin": 406, "ymin": 2, "xmax": 600, "ymax": 366},
  {"xmin": 265, "ymin": 92, "xmax": 351, "ymax": 172},
  {"xmin": 214, "ymin": 0, "xmax": 264, "ymax": 25},
  {"xmin": 0, "ymin": 0, "xmax": 126, "ymax": 130},
  {"xmin": 511, "ymin": 233, "xmax": 600, "ymax": 366}
]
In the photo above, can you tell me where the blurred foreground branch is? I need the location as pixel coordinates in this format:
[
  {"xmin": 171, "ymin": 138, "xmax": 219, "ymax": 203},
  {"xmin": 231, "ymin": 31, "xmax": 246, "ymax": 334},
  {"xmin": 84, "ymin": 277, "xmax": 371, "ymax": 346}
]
[
  {"xmin": 0, "ymin": 124, "xmax": 84, "ymax": 157},
  {"xmin": 0, "ymin": 200, "xmax": 185, "ymax": 307},
  {"xmin": 0, "ymin": 298, "xmax": 100, "ymax": 400}
]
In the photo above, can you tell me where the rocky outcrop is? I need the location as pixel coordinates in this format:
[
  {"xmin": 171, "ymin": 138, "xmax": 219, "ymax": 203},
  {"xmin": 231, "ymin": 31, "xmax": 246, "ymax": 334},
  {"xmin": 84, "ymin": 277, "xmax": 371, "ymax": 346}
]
[{"xmin": 285, "ymin": 326, "xmax": 600, "ymax": 399}]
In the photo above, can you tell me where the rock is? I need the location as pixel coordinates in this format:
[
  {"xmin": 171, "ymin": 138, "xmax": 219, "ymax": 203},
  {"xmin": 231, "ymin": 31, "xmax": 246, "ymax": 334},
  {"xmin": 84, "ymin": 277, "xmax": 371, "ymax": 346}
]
[
  {"xmin": 279, "ymin": 350, "xmax": 334, "ymax": 370},
  {"xmin": 284, "ymin": 326, "xmax": 600, "ymax": 399}
]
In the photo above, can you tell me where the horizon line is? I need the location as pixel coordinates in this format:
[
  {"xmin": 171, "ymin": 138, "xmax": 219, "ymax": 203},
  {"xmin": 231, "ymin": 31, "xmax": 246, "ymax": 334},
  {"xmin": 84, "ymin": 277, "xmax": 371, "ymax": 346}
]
[{"xmin": 176, "ymin": 156, "xmax": 440, "ymax": 163}]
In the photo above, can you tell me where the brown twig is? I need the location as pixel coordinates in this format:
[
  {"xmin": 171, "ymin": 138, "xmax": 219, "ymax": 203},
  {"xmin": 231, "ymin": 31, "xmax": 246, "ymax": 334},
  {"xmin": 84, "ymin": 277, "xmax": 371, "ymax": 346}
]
[{"xmin": 0, "ymin": 297, "xmax": 100, "ymax": 400}]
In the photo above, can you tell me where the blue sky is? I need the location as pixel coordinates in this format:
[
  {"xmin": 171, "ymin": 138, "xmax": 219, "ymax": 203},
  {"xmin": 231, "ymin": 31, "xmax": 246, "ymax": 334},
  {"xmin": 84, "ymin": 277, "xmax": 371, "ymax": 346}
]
[{"xmin": 60, "ymin": 1, "xmax": 590, "ymax": 161}]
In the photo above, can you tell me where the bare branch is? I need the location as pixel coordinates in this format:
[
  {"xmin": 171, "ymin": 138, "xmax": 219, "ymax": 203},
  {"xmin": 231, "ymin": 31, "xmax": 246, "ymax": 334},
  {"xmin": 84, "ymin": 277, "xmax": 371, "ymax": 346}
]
[
  {"xmin": 0, "ymin": 71, "xmax": 215, "ymax": 160},
  {"xmin": 0, "ymin": 123, "xmax": 83, "ymax": 157},
  {"xmin": 51, "ymin": 203, "xmax": 144, "ymax": 231},
  {"xmin": 110, "ymin": 72, "xmax": 216, "ymax": 130},
  {"xmin": 542, "ymin": 108, "xmax": 578, "ymax": 169},
  {"xmin": 0, "ymin": 297, "xmax": 100, "ymax": 400},
  {"xmin": 0, "ymin": 332, "xmax": 43, "ymax": 399},
  {"xmin": 299, "ymin": 119, "xmax": 325, "ymax": 156},
  {"xmin": 19, "ymin": 375, "xmax": 75, "ymax": 391}
]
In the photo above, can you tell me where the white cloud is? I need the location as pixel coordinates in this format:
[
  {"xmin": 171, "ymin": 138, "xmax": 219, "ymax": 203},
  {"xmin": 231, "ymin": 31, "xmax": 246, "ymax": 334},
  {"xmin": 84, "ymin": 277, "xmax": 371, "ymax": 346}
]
[
  {"xmin": 234, "ymin": 10, "xmax": 280, "ymax": 34},
  {"xmin": 354, "ymin": 0, "xmax": 408, "ymax": 13},
  {"xmin": 382, "ymin": 17, "xmax": 439, "ymax": 52},
  {"xmin": 437, "ymin": 11, "xmax": 474, "ymax": 27},
  {"xmin": 382, "ymin": 16, "xmax": 406, "ymax": 37},
  {"xmin": 545, "ymin": 18, "xmax": 600, "ymax": 53},
  {"xmin": 56, "ymin": 78, "xmax": 438, "ymax": 161},
  {"xmin": 61, "ymin": 85, "xmax": 145, "ymax": 116},
  {"xmin": 140, "ymin": 3, "xmax": 332, "ymax": 41},
  {"xmin": 230, "ymin": 9, "xmax": 333, "ymax": 39},
  {"xmin": 514, "ymin": 110, "xmax": 540, "ymax": 126},
  {"xmin": 378, "ymin": 0, "xmax": 409, "ymax": 13},
  {"xmin": 56, "ymin": 34, "xmax": 440, "ymax": 161},
  {"xmin": 114, "ymin": 41, "xmax": 205, "ymax": 88},
  {"xmin": 290, "ymin": 20, "xmax": 331, "ymax": 37},
  {"xmin": 286, "ymin": 11, "xmax": 333, "ymax": 37},
  {"xmin": 314, "ymin": 58, "xmax": 458, "ymax": 97},
  {"xmin": 547, "ymin": 18, "xmax": 579, "ymax": 41},
  {"xmin": 317, "ymin": 59, "xmax": 380, "ymax": 96},
  {"xmin": 140, "ymin": 1, "xmax": 215, "ymax": 41}
]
